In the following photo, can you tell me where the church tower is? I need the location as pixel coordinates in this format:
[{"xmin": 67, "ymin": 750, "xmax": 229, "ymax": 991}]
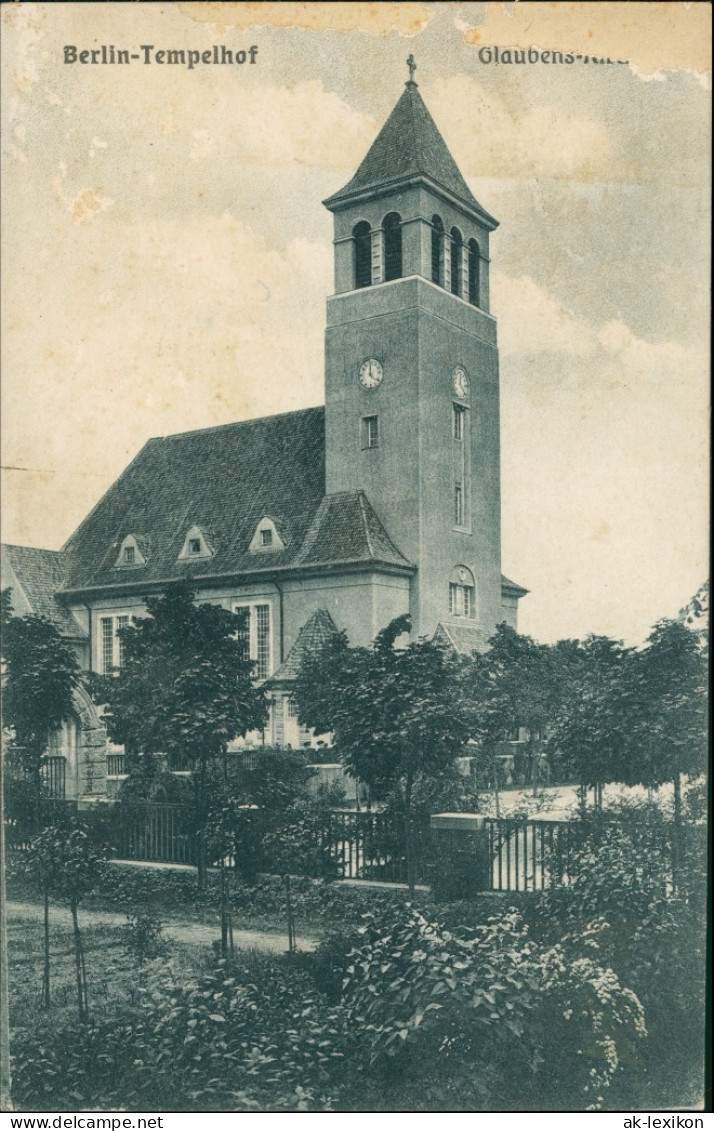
[{"xmin": 323, "ymin": 61, "xmax": 513, "ymax": 642}]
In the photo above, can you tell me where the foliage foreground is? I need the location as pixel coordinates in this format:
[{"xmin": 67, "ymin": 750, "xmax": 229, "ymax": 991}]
[{"xmin": 9, "ymin": 834, "xmax": 704, "ymax": 1114}]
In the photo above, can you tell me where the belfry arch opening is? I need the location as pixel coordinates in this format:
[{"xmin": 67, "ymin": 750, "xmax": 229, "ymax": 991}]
[
  {"xmin": 431, "ymin": 215, "xmax": 444, "ymax": 286},
  {"xmin": 468, "ymin": 238, "xmax": 480, "ymax": 306},
  {"xmin": 383, "ymin": 212, "xmax": 402, "ymax": 281},
  {"xmin": 450, "ymin": 227, "xmax": 463, "ymax": 295},
  {"xmin": 353, "ymin": 221, "xmax": 371, "ymax": 289}
]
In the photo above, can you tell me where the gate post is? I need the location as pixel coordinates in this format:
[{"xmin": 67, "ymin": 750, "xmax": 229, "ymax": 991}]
[{"xmin": 430, "ymin": 813, "xmax": 491, "ymax": 900}]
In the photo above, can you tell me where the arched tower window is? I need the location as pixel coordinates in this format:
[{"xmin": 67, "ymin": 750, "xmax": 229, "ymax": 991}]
[
  {"xmin": 468, "ymin": 239, "xmax": 480, "ymax": 307},
  {"xmin": 450, "ymin": 227, "xmax": 463, "ymax": 296},
  {"xmin": 449, "ymin": 565, "xmax": 476, "ymax": 619},
  {"xmin": 383, "ymin": 212, "xmax": 402, "ymax": 282},
  {"xmin": 431, "ymin": 215, "xmax": 444, "ymax": 285},
  {"xmin": 353, "ymin": 221, "xmax": 371, "ymax": 289}
]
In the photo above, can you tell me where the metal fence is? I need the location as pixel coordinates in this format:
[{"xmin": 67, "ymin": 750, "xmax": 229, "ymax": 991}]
[
  {"xmin": 322, "ymin": 809, "xmax": 431, "ymax": 885},
  {"xmin": 110, "ymin": 802, "xmax": 197, "ymax": 866},
  {"xmin": 485, "ymin": 817, "xmax": 578, "ymax": 892},
  {"xmin": 40, "ymin": 756, "xmax": 66, "ymax": 800},
  {"xmin": 6, "ymin": 798, "xmax": 688, "ymax": 898}
]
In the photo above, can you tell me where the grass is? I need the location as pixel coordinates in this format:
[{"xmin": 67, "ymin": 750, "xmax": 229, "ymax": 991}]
[
  {"xmin": 7, "ymin": 915, "xmax": 202, "ymax": 1031},
  {"xmin": 6, "ymin": 851, "xmax": 430, "ymax": 936}
]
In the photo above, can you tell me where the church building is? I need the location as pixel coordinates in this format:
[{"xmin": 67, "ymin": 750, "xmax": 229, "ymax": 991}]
[{"xmin": 1, "ymin": 65, "xmax": 526, "ymax": 802}]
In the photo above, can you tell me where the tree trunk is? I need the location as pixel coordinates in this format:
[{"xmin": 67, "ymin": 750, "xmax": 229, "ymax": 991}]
[
  {"xmin": 578, "ymin": 779, "xmax": 587, "ymax": 819},
  {"xmin": 70, "ymin": 901, "xmax": 88, "ymax": 1021},
  {"xmin": 32, "ymin": 747, "xmax": 43, "ymax": 834},
  {"xmin": 672, "ymin": 770, "xmax": 682, "ymax": 894},
  {"xmin": 194, "ymin": 760, "xmax": 207, "ymax": 889},
  {"xmin": 492, "ymin": 750, "xmax": 501, "ymax": 820},
  {"xmin": 220, "ymin": 859, "xmax": 229, "ymax": 957},
  {"xmin": 403, "ymin": 771, "xmax": 416, "ymax": 898},
  {"xmin": 41, "ymin": 890, "xmax": 50, "ymax": 1009},
  {"xmin": 284, "ymin": 873, "xmax": 296, "ymax": 955}
]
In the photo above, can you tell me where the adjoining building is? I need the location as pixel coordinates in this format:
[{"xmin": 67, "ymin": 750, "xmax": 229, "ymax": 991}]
[{"xmin": 1, "ymin": 67, "xmax": 526, "ymax": 802}]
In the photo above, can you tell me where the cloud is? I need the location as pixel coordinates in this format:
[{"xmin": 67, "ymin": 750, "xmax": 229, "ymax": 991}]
[
  {"xmin": 496, "ymin": 275, "xmax": 708, "ymax": 643},
  {"xmin": 167, "ymin": 80, "xmax": 376, "ymax": 170},
  {"xmin": 428, "ymin": 75, "xmax": 622, "ymax": 182},
  {"xmin": 492, "ymin": 273, "xmax": 597, "ymax": 357},
  {"xmin": 2, "ymin": 211, "xmax": 333, "ymax": 550}
]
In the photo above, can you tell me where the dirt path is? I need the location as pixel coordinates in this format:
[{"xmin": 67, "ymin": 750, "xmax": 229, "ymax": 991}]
[{"xmin": 7, "ymin": 901, "xmax": 319, "ymax": 954}]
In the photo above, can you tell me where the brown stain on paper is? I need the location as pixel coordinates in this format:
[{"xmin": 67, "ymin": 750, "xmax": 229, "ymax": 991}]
[
  {"xmin": 173, "ymin": 1, "xmax": 712, "ymax": 75},
  {"xmin": 465, "ymin": 2, "xmax": 712, "ymax": 77},
  {"xmin": 176, "ymin": 2, "xmax": 433, "ymax": 37}
]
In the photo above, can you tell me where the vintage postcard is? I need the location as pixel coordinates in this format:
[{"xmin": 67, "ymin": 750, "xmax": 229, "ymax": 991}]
[{"xmin": 1, "ymin": 1, "xmax": 710, "ymax": 1118}]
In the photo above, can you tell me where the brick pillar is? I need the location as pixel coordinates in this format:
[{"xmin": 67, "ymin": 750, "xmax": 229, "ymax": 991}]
[
  {"xmin": 442, "ymin": 234, "xmax": 452, "ymax": 293},
  {"xmin": 371, "ymin": 228, "xmax": 384, "ymax": 284},
  {"xmin": 460, "ymin": 245, "xmax": 470, "ymax": 302},
  {"xmin": 430, "ymin": 812, "xmax": 491, "ymax": 899}
]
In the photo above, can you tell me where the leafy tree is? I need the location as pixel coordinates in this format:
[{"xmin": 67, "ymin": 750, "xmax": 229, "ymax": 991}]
[
  {"xmin": 25, "ymin": 824, "xmax": 104, "ymax": 1019},
  {"xmin": 458, "ymin": 625, "xmax": 564, "ymax": 807},
  {"xmin": 545, "ymin": 635, "xmax": 635, "ymax": 810},
  {"xmin": 622, "ymin": 619, "xmax": 707, "ymax": 879},
  {"xmin": 295, "ymin": 614, "xmax": 469, "ymax": 894},
  {"xmin": 94, "ymin": 581, "xmax": 268, "ymax": 885},
  {"xmin": 1, "ymin": 590, "xmax": 81, "ymax": 828},
  {"xmin": 206, "ymin": 751, "xmax": 331, "ymax": 954}
]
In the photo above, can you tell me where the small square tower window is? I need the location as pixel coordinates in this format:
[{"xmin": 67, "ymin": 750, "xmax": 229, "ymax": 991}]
[
  {"xmin": 189, "ymin": 538, "xmax": 202, "ymax": 555},
  {"xmin": 362, "ymin": 415, "xmax": 379, "ymax": 449}
]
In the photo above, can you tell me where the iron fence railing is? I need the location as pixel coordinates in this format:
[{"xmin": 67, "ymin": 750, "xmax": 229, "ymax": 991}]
[
  {"xmin": 40, "ymin": 756, "xmax": 66, "ymax": 800},
  {"xmin": 5, "ymin": 796, "xmax": 692, "ymax": 898},
  {"xmin": 322, "ymin": 809, "xmax": 431, "ymax": 885}
]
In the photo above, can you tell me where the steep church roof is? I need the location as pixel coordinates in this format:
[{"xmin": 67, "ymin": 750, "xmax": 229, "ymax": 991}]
[
  {"xmin": 324, "ymin": 80, "xmax": 496, "ymax": 225},
  {"xmin": 295, "ymin": 492, "xmax": 411, "ymax": 570},
  {"xmin": 266, "ymin": 608, "xmax": 341, "ymax": 686},
  {"xmin": 59, "ymin": 407, "xmax": 412, "ymax": 594},
  {"xmin": 1, "ymin": 544, "xmax": 86, "ymax": 638}
]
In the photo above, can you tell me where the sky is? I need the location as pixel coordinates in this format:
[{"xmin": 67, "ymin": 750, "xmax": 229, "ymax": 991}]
[{"xmin": 1, "ymin": 2, "xmax": 710, "ymax": 645}]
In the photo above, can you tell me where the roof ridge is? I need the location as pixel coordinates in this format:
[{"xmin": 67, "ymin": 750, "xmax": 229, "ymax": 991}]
[
  {"xmin": 2, "ymin": 543, "xmax": 66, "ymax": 556},
  {"xmin": 357, "ymin": 491, "xmax": 376, "ymax": 559},
  {"xmin": 292, "ymin": 495, "xmax": 330, "ymax": 565},
  {"xmin": 156, "ymin": 403, "xmax": 325, "ymax": 444}
]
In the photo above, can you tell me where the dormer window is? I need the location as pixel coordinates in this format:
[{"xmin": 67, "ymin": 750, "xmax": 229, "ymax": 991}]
[
  {"xmin": 249, "ymin": 516, "xmax": 284, "ymax": 553},
  {"xmin": 114, "ymin": 534, "xmax": 147, "ymax": 569},
  {"xmin": 178, "ymin": 525, "xmax": 213, "ymax": 562}
]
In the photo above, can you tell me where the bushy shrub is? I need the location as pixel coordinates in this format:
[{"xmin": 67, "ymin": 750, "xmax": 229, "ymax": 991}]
[
  {"xmin": 123, "ymin": 910, "xmax": 169, "ymax": 965},
  {"xmin": 11, "ymin": 957, "xmax": 351, "ymax": 1112},
  {"xmin": 340, "ymin": 905, "xmax": 646, "ymax": 1111},
  {"xmin": 525, "ymin": 802, "xmax": 707, "ymax": 1109}
]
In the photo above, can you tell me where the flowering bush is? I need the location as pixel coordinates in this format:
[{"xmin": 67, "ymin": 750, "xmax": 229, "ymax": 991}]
[{"xmin": 340, "ymin": 905, "xmax": 646, "ymax": 1110}]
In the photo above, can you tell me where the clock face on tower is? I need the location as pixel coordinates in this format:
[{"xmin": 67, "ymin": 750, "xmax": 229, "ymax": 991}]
[
  {"xmin": 452, "ymin": 366, "xmax": 469, "ymax": 399},
  {"xmin": 359, "ymin": 358, "xmax": 383, "ymax": 389}
]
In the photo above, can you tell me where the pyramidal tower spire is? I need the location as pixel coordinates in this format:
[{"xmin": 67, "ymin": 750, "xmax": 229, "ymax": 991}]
[
  {"xmin": 324, "ymin": 66, "xmax": 496, "ymax": 227},
  {"xmin": 322, "ymin": 66, "xmax": 510, "ymax": 641}
]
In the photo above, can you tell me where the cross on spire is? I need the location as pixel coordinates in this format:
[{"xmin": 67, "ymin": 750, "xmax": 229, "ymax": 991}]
[{"xmin": 406, "ymin": 54, "xmax": 417, "ymax": 84}]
